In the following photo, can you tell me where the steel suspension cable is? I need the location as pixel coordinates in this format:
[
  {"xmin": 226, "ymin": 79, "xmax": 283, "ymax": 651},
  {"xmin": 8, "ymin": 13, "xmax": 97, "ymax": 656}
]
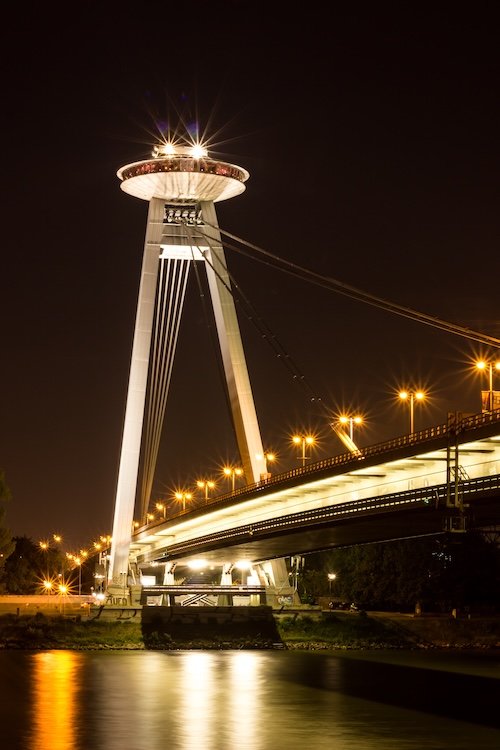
[
  {"xmin": 206, "ymin": 224, "xmax": 500, "ymax": 348},
  {"xmin": 192, "ymin": 226, "xmax": 325, "ymax": 410},
  {"xmin": 140, "ymin": 256, "xmax": 190, "ymax": 519}
]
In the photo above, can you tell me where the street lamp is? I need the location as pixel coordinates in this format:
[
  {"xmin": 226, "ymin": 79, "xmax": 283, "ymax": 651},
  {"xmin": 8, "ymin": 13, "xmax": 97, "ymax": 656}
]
[
  {"xmin": 255, "ymin": 451, "xmax": 276, "ymax": 466},
  {"xmin": 328, "ymin": 572, "xmax": 337, "ymax": 595},
  {"xmin": 156, "ymin": 501, "xmax": 167, "ymax": 519},
  {"xmin": 197, "ymin": 479, "xmax": 216, "ymax": 502},
  {"xmin": 292, "ymin": 434, "xmax": 315, "ymax": 468},
  {"xmin": 338, "ymin": 415, "xmax": 363, "ymax": 441},
  {"xmin": 255, "ymin": 451, "xmax": 277, "ymax": 481},
  {"xmin": 398, "ymin": 390, "xmax": 425, "ymax": 434},
  {"xmin": 174, "ymin": 491, "xmax": 192, "ymax": 511},
  {"xmin": 223, "ymin": 467, "xmax": 243, "ymax": 493},
  {"xmin": 58, "ymin": 582, "xmax": 68, "ymax": 615},
  {"xmin": 475, "ymin": 359, "xmax": 500, "ymax": 412}
]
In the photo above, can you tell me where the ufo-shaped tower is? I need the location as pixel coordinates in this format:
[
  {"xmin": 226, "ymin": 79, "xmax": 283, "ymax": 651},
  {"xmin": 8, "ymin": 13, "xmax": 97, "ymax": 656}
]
[{"xmin": 108, "ymin": 143, "xmax": 268, "ymax": 588}]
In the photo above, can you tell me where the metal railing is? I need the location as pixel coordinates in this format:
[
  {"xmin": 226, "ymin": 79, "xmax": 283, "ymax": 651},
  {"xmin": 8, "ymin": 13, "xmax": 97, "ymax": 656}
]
[
  {"xmin": 201, "ymin": 408, "xmax": 500, "ymax": 505},
  {"xmin": 153, "ymin": 473, "xmax": 500, "ymax": 560},
  {"xmin": 137, "ymin": 408, "xmax": 500, "ymax": 531}
]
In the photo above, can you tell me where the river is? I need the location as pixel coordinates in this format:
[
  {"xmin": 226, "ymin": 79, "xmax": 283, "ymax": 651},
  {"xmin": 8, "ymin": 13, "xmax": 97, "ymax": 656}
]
[{"xmin": 1, "ymin": 648, "xmax": 499, "ymax": 749}]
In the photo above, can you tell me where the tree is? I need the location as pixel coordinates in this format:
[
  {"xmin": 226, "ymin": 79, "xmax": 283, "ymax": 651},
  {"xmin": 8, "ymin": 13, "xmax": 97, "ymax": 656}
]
[
  {"xmin": 2, "ymin": 536, "xmax": 46, "ymax": 594},
  {"xmin": 428, "ymin": 532, "xmax": 500, "ymax": 613},
  {"xmin": 0, "ymin": 469, "xmax": 15, "ymax": 591},
  {"xmin": 301, "ymin": 532, "xmax": 500, "ymax": 613},
  {"xmin": 1, "ymin": 534, "xmax": 73, "ymax": 594}
]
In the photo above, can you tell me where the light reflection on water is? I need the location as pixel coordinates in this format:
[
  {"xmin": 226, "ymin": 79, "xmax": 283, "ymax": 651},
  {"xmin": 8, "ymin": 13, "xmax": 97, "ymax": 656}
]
[
  {"xmin": 29, "ymin": 651, "xmax": 81, "ymax": 750},
  {"xmin": 1, "ymin": 649, "xmax": 499, "ymax": 750}
]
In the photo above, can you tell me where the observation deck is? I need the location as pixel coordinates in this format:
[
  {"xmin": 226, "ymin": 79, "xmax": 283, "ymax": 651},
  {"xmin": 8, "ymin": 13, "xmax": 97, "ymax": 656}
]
[{"xmin": 117, "ymin": 150, "xmax": 249, "ymax": 203}]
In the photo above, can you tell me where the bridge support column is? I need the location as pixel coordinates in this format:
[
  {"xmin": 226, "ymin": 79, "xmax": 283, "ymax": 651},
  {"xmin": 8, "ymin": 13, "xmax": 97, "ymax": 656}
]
[
  {"xmin": 162, "ymin": 563, "xmax": 177, "ymax": 606},
  {"xmin": 257, "ymin": 558, "xmax": 300, "ymax": 609},
  {"xmin": 218, "ymin": 564, "xmax": 234, "ymax": 606},
  {"xmin": 445, "ymin": 417, "xmax": 469, "ymax": 533},
  {"xmin": 248, "ymin": 565, "xmax": 263, "ymax": 606}
]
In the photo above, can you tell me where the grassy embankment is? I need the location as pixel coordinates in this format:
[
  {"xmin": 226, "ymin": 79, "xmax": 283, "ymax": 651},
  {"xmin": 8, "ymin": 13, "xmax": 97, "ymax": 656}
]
[
  {"xmin": 0, "ymin": 609, "xmax": 499, "ymax": 650},
  {"xmin": 277, "ymin": 611, "xmax": 500, "ymax": 650}
]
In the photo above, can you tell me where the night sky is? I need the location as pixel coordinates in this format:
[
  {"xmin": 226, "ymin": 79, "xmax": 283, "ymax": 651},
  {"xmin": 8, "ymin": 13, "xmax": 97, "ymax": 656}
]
[{"xmin": 1, "ymin": 3, "xmax": 498, "ymax": 552}]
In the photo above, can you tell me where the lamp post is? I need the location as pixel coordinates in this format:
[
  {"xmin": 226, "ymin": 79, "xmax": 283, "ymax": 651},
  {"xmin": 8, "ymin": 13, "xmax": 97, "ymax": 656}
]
[
  {"xmin": 156, "ymin": 501, "xmax": 167, "ymax": 519},
  {"xmin": 174, "ymin": 491, "xmax": 192, "ymax": 511},
  {"xmin": 223, "ymin": 467, "xmax": 243, "ymax": 493},
  {"xmin": 256, "ymin": 451, "xmax": 276, "ymax": 481},
  {"xmin": 292, "ymin": 435, "xmax": 315, "ymax": 468},
  {"xmin": 338, "ymin": 415, "xmax": 363, "ymax": 441},
  {"xmin": 398, "ymin": 390, "xmax": 425, "ymax": 434},
  {"xmin": 74, "ymin": 556, "xmax": 82, "ymax": 596},
  {"xmin": 197, "ymin": 479, "xmax": 216, "ymax": 502},
  {"xmin": 58, "ymin": 583, "xmax": 68, "ymax": 615},
  {"xmin": 328, "ymin": 572, "xmax": 336, "ymax": 596},
  {"xmin": 475, "ymin": 359, "xmax": 500, "ymax": 412}
]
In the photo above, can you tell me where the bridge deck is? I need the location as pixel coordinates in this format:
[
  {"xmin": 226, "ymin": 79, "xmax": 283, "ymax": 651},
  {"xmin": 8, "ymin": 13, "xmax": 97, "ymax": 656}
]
[{"xmin": 128, "ymin": 410, "xmax": 500, "ymax": 567}]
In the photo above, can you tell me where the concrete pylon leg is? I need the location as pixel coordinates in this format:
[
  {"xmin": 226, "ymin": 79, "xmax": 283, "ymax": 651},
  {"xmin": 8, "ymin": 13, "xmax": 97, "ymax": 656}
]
[
  {"xmin": 218, "ymin": 563, "xmax": 233, "ymax": 606},
  {"xmin": 108, "ymin": 198, "xmax": 165, "ymax": 586},
  {"xmin": 202, "ymin": 202, "xmax": 267, "ymax": 485},
  {"xmin": 106, "ymin": 573, "xmax": 130, "ymax": 606},
  {"xmin": 258, "ymin": 558, "xmax": 300, "ymax": 609}
]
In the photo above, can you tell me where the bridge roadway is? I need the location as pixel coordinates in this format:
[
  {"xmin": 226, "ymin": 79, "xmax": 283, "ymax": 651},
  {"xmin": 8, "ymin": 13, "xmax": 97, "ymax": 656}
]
[{"xmin": 130, "ymin": 410, "xmax": 500, "ymax": 572}]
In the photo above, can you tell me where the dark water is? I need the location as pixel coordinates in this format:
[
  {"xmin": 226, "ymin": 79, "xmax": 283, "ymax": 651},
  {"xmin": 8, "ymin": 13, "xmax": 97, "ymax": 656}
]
[{"xmin": 1, "ymin": 649, "xmax": 500, "ymax": 749}]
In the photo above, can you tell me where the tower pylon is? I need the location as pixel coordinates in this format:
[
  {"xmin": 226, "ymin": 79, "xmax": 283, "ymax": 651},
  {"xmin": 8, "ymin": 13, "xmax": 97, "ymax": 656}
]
[{"xmin": 108, "ymin": 142, "xmax": 267, "ymax": 587}]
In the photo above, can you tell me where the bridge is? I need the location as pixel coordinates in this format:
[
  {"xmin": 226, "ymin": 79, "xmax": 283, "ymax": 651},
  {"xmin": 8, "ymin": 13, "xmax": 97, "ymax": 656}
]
[
  {"xmin": 98, "ymin": 409, "xmax": 500, "ymax": 608},
  {"xmin": 101, "ymin": 137, "xmax": 500, "ymax": 608}
]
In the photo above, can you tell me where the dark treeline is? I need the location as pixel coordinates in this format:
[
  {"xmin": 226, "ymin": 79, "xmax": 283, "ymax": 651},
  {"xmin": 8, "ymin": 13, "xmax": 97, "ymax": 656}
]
[
  {"xmin": 298, "ymin": 531, "xmax": 500, "ymax": 614},
  {"xmin": 1, "ymin": 532, "xmax": 499, "ymax": 613},
  {"xmin": 0, "ymin": 536, "xmax": 69, "ymax": 594}
]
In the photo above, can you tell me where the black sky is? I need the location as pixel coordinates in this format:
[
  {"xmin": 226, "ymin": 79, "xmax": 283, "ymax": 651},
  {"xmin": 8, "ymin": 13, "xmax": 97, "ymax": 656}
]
[{"xmin": 1, "ymin": 2, "xmax": 499, "ymax": 551}]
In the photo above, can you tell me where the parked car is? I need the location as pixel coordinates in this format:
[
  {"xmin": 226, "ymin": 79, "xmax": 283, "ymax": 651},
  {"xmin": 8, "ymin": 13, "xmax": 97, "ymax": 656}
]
[{"xmin": 328, "ymin": 601, "xmax": 351, "ymax": 610}]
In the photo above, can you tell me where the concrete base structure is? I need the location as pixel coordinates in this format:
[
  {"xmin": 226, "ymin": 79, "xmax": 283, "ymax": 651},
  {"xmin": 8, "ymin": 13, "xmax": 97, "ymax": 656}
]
[
  {"xmin": 133, "ymin": 556, "xmax": 301, "ymax": 609},
  {"xmin": 141, "ymin": 604, "xmax": 283, "ymax": 648},
  {"xmin": 256, "ymin": 558, "xmax": 301, "ymax": 608}
]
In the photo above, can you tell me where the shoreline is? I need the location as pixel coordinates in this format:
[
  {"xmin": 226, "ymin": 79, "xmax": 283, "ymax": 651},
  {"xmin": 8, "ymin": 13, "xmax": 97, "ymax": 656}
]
[{"xmin": 0, "ymin": 608, "xmax": 499, "ymax": 652}]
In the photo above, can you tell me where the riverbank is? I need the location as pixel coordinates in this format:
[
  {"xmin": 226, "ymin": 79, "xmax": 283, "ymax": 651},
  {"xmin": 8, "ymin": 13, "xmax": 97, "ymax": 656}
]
[
  {"xmin": 279, "ymin": 610, "xmax": 500, "ymax": 650},
  {"xmin": 0, "ymin": 608, "xmax": 499, "ymax": 650}
]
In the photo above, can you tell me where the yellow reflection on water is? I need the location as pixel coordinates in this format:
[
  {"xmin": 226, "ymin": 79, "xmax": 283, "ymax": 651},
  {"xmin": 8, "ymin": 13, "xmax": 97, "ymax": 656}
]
[
  {"xmin": 179, "ymin": 652, "xmax": 219, "ymax": 746},
  {"xmin": 177, "ymin": 651, "xmax": 265, "ymax": 749},
  {"xmin": 227, "ymin": 652, "xmax": 262, "ymax": 747},
  {"xmin": 29, "ymin": 651, "xmax": 82, "ymax": 750}
]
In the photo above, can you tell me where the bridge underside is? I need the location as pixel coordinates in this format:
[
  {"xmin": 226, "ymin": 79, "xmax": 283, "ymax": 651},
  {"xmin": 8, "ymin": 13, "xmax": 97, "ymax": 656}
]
[{"xmin": 136, "ymin": 486, "xmax": 500, "ymax": 572}]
